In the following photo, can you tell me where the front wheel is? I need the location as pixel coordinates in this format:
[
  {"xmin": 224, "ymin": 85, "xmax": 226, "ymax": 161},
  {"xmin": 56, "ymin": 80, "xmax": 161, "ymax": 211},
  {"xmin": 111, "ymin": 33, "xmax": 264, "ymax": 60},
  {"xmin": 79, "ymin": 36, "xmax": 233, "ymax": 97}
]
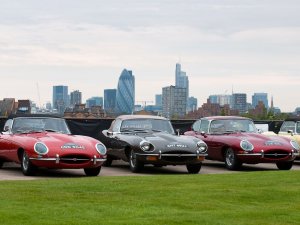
[
  {"xmin": 21, "ymin": 151, "xmax": 37, "ymax": 176},
  {"xmin": 129, "ymin": 149, "xmax": 144, "ymax": 173},
  {"xmin": 186, "ymin": 163, "xmax": 202, "ymax": 174},
  {"xmin": 84, "ymin": 166, "xmax": 101, "ymax": 176},
  {"xmin": 276, "ymin": 161, "xmax": 293, "ymax": 170},
  {"xmin": 225, "ymin": 148, "xmax": 242, "ymax": 170}
]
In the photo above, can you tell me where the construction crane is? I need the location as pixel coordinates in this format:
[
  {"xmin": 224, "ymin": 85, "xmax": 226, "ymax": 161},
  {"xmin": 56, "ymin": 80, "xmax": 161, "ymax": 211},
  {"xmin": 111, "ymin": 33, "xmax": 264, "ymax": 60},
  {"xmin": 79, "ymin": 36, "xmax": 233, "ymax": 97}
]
[
  {"xmin": 36, "ymin": 82, "xmax": 41, "ymax": 108},
  {"xmin": 135, "ymin": 101, "xmax": 154, "ymax": 108}
]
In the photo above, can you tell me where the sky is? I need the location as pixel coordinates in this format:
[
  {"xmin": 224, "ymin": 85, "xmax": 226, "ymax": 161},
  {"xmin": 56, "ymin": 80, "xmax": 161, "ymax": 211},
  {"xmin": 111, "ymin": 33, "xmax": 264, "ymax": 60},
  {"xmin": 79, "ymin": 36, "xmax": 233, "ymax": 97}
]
[{"xmin": 0, "ymin": 0, "xmax": 300, "ymax": 112}]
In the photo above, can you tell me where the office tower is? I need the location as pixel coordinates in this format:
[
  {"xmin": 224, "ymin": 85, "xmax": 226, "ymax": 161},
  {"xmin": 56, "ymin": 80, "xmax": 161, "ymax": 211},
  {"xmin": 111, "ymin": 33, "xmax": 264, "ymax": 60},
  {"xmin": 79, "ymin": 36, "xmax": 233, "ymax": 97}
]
[
  {"xmin": 188, "ymin": 96, "xmax": 198, "ymax": 112},
  {"xmin": 252, "ymin": 93, "xmax": 268, "ymax": 109},
  {"xmin": 104, "ymin": 89, "xmax": 117, "ymax": 113},
  {"xmin": 175, "ymin": 63, "xmax": 189, "ymax": 111},
  {"xmin": 86, "ymin": 97, "xmax": 103, "ymax": 108},
  {"xmin": 155, "ymin": 94, "xmax": 162, "ymax": 106},
  {"xmin": 162, "ymin": 85, "xmax": 187, "ymax": 118},
  {"xmin": 53, "ymin": 85, "xmax": 69, "ymax": 114},
  {"xmin": 116, "ymin": 69, "xmax": 135, "ymax": 114},
  {"xmin": 232, "ymin": 93, "xmax": 247, "ymax": 114},
  {"xmin": 209, "ymin": 95, "xmax": 232, "ymax": 106},
  {"xmin": 70, "ymin": 90, "xmax": 82, "ymax": 107}
]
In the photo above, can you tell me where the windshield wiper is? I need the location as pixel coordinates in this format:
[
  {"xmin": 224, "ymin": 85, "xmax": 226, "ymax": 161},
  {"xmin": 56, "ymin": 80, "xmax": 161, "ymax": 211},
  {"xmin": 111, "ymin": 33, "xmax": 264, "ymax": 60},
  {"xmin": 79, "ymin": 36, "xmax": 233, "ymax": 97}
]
[
  {"xmin": 223, "ymin": 130, "xmax": 236, "ymax": 134},
  {"xmin": 45, "ymin": 129, "xmax": 58, "ymax": 133},
  {"xmin": 235, "ymin": 130, "xmax": 247, "ymax": 133},
  {"xmin": 16, "ymin": 129, "xmax": 44, "ymax": 134},
  {"xmin": 121, "ymin": 129, "xmax": 149, "ymax": 133}
]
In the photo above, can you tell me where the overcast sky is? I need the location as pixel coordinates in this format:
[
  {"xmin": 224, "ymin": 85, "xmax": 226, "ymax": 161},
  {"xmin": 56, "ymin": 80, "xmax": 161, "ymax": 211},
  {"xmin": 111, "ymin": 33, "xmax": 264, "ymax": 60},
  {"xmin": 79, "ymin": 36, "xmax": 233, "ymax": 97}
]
[{"xmin": 0, "ymin": 0, "xmax": 299, "ymax": 112}]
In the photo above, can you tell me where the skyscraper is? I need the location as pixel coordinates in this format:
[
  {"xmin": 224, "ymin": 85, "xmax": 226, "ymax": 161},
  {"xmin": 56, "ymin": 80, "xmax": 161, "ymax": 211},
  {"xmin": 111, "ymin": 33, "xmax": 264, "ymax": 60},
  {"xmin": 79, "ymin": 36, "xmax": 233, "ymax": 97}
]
[
  {"xmin": 53, "ymin": 85, "xmax": 69, "ymax": 114},
  {"xmin": 70, "ymin": 90, "xmax": 82, "ymax": 107},
  {"xmin": 232, "ymin": 93, "xmax": 247, "ymax": 114},
  {"xmin": 209, "ymin": 95, "xmax": 232, "ymax": 106},
  {"xmin": 116, "ymin": 69, "xmax": 135, "ymax": 114},
  {"xmin": 155, "ymin": 94, "xmax": 162, "ymax": 106},
  {"xmin": 162, "ymin": 85, "xmax": 187, "ymax": 118},
  {"xmin": 188, "ymin": 96, "xmax": 198, "ymax": 112},
  {"xmin": 104, "ymin": 89, "xmax": 117, "ymax": 113},
  {"xmin": 175, "ymin": 63, "xmax": 189, "ymax": 110},
  {"xmin": 252, "ymin": 93, "xmax": 268, "ymax": 109}
]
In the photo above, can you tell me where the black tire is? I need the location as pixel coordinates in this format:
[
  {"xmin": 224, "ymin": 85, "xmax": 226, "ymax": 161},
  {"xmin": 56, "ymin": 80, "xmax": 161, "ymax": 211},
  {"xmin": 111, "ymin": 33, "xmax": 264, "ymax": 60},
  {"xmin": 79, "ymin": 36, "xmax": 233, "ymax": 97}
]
[
  {"xmin": 21, "ymin": 151, "xmax": 37, "ymax": 176},
  {"xmin": 129, "ymin": 149, "xmax": 144, "ymax": 173},
  {"xmin": 103, "ymin": 156, "xmax": 113, "ymax": 167},
  {"xmin": 0, "ymin": 160, "xmax": 3, "ymax": 169},
  {"xmin": 224, "ymin": 148, "xmax": 242, "ymax": 170},
  {"xmin": 186, "ymin": 163, "xmax": 202, "ymax": 174},
  {"xmin": 276, "ymin": 161, "xmax": 293, "ymax": 170},
  {"xmin": 84, "ymin": 166, "xmax": 101, "ymax": 176}
]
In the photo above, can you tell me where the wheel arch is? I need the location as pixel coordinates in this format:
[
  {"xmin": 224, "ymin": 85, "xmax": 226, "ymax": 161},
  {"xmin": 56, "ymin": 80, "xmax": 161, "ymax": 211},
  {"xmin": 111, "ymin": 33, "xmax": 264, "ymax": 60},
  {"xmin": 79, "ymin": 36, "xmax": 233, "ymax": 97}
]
[{"xmin": 17, "ymin": 148, "xmax": 25, "ymax": 162}]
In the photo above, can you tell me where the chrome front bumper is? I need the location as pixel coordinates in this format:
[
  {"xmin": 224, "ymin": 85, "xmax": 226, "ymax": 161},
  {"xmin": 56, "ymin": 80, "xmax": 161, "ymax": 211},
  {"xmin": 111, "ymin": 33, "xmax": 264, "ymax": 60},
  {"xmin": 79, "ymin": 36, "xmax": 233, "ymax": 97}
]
[
  {"xmin": 236, "ymin": 149, "xmax": 299, "ymax": 158},
  {"xmin": 136, "ymin": 150, "xmax": 207, "ymax": 159},
  {"xmin": 29, "ymin": 154, "xmax": 107, "ymax": 165}
]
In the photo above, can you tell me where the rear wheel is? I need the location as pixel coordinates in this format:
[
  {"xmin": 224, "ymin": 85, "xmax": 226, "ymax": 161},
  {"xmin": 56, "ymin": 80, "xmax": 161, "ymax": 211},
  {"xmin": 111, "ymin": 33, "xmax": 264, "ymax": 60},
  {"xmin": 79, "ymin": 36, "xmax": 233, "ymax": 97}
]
[
  {"xmin": 129, "ymin": 149, "xmax": 144, "ymax": 173},
  {"xmin": 186, "ymin": 163, "xmax": 202, "ymax": 174},
  {"xmin": 21, "ymin": 151, "xmax": 37, "ymax": 176},
  {"xmin": 225, "ymin": 148, "xmax": 242, "ymax": 170},
  {"xmin": 276, "ymin": 161, "xmax": 293, "ymax": 170},
  {"xmin": 84, "ymin": 166, "xmax": 101, "ymax": 176}
]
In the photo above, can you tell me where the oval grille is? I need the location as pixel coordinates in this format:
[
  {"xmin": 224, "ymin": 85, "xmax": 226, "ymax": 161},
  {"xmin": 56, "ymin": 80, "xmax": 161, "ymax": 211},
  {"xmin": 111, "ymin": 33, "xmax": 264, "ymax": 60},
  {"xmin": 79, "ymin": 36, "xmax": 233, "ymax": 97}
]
[{"xmin": 60, "ymin": 154, "xmax": 90, "ymax": 164}]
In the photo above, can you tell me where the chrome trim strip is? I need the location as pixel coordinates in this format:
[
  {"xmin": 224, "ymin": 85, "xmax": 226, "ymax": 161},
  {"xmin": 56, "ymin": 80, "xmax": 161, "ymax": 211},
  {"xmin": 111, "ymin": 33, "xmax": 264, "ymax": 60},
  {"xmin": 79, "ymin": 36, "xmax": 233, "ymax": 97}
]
[
  {"xmin": 236, "ymin": 151, "xmax": 299, "ymax": 157},
  {"xmin": 136, "ymin": 153, "xmax": 207, "ymax": 157},
  {"xmin": 29, "ymin": 157, "xmax": 106, "ymax": 162}
]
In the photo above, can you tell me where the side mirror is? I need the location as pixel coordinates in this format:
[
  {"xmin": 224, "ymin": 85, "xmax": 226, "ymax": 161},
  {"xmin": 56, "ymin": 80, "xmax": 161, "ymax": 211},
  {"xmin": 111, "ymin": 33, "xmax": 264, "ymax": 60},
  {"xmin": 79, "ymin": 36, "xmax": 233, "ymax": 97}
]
[
  {"xmin": 257, "ymin": 129, "xmax": 263, "ymax": 134},
  {"xmin": 176, "ymin": 129, "xmax": 180, "ymax": 136},
  {"xmin": 3, "ymin": 125, "xmax": 10, "ymax": 132},
  {"xmin": 200, "ymin": 131, "xmax": 207, "ymax": 137},
  {"xmin": 287, "ymin": 130, "xmax": 294, "ymax": 136},
  {"xmin": 102, "ymin": 130, "xmax": 113, "ymax": 137}
]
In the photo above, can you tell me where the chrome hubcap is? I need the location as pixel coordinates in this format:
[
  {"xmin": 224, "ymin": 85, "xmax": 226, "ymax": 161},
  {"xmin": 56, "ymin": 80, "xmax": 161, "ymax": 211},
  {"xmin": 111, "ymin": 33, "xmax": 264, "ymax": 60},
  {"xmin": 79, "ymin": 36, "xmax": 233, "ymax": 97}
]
[
  {"xmin": 22, "ymin": 153, "xmax": 29, "ymax": 170},
  {"xmin": 226, "ymin": 150, "xmax": 234, "ymax": 166},
  {"xmin": 130, "ymin": 151, "xmax": 136, "ymax": 167}
]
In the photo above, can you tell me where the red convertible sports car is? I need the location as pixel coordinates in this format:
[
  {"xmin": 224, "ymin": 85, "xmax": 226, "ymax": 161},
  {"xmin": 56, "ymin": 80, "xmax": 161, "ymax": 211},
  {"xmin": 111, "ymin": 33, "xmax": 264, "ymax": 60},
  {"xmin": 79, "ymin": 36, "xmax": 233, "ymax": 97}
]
[
  {"xmin": 0, "ymin": 117, "xmax": 107, "ymax": 176},
  {"xmin": 185, "ymin": 116, "xmax": 299, "ymax": 170}
]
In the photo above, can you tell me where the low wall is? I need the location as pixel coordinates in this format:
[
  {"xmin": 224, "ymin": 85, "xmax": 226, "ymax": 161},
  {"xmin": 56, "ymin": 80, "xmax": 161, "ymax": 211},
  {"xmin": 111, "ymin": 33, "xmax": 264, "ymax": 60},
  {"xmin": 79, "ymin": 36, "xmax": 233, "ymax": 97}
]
[{"xmin": 0, "ymin": 116, "xmax": 283, "ymax": 143}]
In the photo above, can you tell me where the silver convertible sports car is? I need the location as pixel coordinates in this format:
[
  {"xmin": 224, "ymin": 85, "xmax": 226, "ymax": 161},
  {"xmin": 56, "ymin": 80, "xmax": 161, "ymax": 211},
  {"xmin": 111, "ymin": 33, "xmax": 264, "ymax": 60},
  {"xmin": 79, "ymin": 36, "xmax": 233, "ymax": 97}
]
[{"xmin": 102, "ymin": 115, "xmax": 208, "ymax": 173}]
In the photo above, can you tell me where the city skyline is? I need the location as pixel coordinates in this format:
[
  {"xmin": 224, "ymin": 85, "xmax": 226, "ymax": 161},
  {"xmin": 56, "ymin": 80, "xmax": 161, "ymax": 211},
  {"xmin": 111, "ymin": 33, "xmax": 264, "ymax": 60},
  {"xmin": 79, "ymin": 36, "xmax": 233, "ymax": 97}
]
[{"xmin": 0, "ymin": 1, "xmax": 300, "ymax": 112}]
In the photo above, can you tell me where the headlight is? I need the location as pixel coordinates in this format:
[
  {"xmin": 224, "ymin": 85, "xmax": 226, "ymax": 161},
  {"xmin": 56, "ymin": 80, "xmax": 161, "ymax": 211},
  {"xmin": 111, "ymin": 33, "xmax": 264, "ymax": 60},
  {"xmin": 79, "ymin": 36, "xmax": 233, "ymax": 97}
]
[
  {"xmin": 290, "ymin": 140, "xmax": 300, "ymax": 151},
  {"xmin": 34, "ymin": 142, "xmax": 49, "ymax": 155},
  {"xmin": 197, "ymin": 141, "xmax": 207, "ymax": 153},
  {"xmin": 96, "ymin": 143, "xmax": 107, "ymax": 155},
  {"xmin": 140, "ymin": 140, "xmax": 152, "ymax": 152},
  {"xmin": 240, "ymin": 140, "xmax": 254, "ymax": 151}
]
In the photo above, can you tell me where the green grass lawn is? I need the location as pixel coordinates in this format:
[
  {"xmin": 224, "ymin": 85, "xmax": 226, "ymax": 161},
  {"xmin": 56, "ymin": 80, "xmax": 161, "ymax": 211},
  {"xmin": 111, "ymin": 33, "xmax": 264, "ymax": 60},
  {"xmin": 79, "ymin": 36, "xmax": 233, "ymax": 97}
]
[{"xmin": 0, "ymin": 171, "xmax": 299, "ymax": 225}]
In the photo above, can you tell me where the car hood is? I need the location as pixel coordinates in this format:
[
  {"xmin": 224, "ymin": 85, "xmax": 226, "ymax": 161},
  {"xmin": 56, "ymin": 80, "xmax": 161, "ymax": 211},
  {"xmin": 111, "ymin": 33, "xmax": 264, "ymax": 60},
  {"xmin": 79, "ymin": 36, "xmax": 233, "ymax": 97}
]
[
  {"xmin": 15, "ymin": 132, "xmax": 97, "ymax": 150},
  {"xmin": 220, "ymin": 132, "xmax": 292, "ymax": 148},
  {"xmin": 138, "ymin": 132, "xmax": 200, "ymax": 151}
]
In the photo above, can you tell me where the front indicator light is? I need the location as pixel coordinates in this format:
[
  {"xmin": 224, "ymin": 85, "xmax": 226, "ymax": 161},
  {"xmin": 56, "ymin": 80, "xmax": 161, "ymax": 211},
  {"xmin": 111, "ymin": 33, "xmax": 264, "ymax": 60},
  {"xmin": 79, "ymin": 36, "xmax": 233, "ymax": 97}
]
[{"xmin": 146, "ymin": 156, "xmax": 158, "ymax": 161}]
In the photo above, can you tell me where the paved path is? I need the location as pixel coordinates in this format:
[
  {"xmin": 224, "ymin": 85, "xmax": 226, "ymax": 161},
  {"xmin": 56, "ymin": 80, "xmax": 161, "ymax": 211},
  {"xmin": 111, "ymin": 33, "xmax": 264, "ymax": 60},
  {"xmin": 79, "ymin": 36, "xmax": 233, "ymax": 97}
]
[{"xmin": 1, "ymin": 160, "xmax": 299, "ymax": 181}]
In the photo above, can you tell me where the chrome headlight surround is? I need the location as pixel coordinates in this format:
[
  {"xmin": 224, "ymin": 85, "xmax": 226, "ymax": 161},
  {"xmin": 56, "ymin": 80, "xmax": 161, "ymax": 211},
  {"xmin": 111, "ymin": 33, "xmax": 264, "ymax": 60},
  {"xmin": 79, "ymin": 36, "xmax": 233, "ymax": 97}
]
[
  {"xmin": 197, "ymin": 141, "xmax": 207, "ymax": 153},
  {"xmin": 290, "ymin": 140, "xmax": 300, "ymax": 151},
  {"xmin": 96, "ymin": 143, "xmax": 107, "ymax": 155},
  {"xmin": 140, "ymin": 140, "xmax": 153, "ymax": 152},
  {"xmin": 240, "ymin": 140, "xmax": 254, "ymax": 151},
  {"xmin": 34, "ymin": 142, "xmax": 49, "ymax": 155}
]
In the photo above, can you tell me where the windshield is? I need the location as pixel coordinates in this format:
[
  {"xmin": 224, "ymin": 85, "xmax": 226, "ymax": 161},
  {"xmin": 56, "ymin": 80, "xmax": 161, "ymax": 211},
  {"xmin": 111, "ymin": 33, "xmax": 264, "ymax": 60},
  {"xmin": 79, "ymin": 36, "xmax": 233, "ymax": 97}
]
[
  {"xmin": 210, "ymin": 119, "xmax": 257, "ymax": 134},
  {"xmin": 12, "ymin": 117, "xmax": 71, "ymax": 134},
  {"xmin": 120, "ymin": 119, "xmax": 175, "ymax": 134}
]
